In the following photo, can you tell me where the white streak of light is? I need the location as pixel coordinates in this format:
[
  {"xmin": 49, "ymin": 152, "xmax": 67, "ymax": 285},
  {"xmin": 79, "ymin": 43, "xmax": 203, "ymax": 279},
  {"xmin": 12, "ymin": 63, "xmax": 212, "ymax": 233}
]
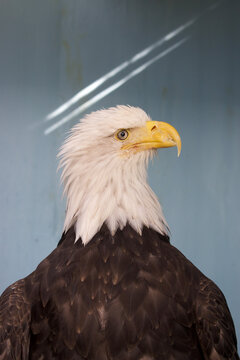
[
  {"xmin": 45, "ymin": 37, "xmax": 188, "ymax": 135},
  {"xmin": 46, "ymin": 20, "xmax": 195, "ymax": 121}
]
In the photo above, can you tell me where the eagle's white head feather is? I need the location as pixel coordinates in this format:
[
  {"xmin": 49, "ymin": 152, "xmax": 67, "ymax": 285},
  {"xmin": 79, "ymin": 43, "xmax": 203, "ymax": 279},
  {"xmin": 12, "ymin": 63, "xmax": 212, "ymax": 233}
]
[{"xmin": 59, "ymin": 105, "xmax": 181, "ymax": 245}]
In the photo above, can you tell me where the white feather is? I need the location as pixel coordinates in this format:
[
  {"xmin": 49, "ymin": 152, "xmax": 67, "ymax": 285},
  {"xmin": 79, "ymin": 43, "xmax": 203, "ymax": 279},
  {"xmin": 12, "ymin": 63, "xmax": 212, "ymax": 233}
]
[{"xmin": 59, "ymin": 106, "xmax": 168, "ymax": 245}]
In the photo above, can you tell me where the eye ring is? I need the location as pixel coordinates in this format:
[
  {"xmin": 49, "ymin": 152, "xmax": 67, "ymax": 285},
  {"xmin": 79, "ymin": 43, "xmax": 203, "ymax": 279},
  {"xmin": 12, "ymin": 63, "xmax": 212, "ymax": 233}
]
[{"xmin": 116, "ymin": 129, "xmax": 129, "ymax": 141}]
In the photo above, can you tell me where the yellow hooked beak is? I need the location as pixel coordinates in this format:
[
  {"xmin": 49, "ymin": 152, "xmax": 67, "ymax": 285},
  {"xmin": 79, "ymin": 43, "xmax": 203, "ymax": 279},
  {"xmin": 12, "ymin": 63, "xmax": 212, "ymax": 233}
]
[{"xmin": 121, "ymin": 121, "xmax": 181, "ymax": 156}]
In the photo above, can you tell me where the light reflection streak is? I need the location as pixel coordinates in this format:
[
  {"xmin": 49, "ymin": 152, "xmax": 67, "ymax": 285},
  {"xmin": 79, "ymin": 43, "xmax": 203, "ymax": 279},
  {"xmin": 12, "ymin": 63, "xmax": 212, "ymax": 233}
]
[
  {"xmin": 44, "ymin": 0, "xmax": 223, "ymax": 135},
  {"xmin": 45, "ymin": 19, "xmax": 195, "ymax": 121},
  {"xmin": 45, "ymin": 37, "xmax": 188, "ymax": 135}
]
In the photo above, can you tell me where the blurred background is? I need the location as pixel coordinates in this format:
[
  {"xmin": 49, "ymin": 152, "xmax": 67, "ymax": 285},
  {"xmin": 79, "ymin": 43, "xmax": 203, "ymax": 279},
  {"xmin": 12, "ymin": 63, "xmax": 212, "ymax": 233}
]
[{"xmin": 0, "ymin": 0, "xmax": 239, "ymax": 342}]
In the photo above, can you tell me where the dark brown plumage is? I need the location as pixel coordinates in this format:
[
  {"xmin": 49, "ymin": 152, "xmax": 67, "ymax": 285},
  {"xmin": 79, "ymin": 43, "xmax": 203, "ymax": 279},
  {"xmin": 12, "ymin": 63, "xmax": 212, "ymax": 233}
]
[{"xmin": 0, "ymin": 225, "xmax": 238, "ymax": 359}]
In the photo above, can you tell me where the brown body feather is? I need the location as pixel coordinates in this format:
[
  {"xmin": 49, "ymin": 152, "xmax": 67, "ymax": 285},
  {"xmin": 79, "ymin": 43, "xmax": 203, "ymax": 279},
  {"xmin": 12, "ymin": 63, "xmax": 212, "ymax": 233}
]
[{"xmin": 0, "ymin": 225, "xmax": 238, "ymax": 359}]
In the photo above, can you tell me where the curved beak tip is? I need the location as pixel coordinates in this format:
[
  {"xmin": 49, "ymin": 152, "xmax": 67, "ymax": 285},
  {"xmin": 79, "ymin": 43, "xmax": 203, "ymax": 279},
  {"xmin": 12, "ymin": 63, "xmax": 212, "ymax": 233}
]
[
  {"xmin": 177, "ymin": 143, "xmax": 181, "ymax": 157},
  {"xmin": 173, "ymin": 131, "xmax": 181, "ymax": 158}
]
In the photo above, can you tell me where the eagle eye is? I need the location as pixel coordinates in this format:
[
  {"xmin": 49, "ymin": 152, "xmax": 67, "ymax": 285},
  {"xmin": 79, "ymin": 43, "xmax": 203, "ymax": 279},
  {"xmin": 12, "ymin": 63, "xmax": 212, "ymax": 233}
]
[{"xmin": 116, "ymin": 129, "xmax": 129, "ymax": 141}]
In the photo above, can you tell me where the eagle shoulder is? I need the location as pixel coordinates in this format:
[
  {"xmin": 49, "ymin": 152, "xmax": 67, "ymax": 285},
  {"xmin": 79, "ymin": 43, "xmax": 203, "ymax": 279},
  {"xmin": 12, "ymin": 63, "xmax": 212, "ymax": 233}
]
[
  {"xmin": 0, "ymin": 279, "xmax": 31, "ymax": 360},
  {"xmin": 196, "ymin": 276, "xmax": 239, "ymax": 360}
]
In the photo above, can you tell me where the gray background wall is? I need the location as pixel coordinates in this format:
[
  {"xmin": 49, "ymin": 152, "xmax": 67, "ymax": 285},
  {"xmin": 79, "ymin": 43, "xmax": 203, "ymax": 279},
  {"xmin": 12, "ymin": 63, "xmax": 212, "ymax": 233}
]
[{"xmin": 0, "ymin": 0, "xmax": 239, "ymax": 343}]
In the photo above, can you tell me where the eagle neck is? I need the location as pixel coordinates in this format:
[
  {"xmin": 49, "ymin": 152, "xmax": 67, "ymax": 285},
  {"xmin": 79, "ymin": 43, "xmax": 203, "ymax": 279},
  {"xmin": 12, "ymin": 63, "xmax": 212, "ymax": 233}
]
[{"xmin": 63, "ymin": 151, "xmax": 168, "ymax": 245}]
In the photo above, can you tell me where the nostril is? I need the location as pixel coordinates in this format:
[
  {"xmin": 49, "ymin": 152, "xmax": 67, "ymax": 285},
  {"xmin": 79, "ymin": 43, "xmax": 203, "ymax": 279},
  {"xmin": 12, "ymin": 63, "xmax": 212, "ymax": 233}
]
[{"xmin": 151, "ymin": 125, "xmax": 157, "ymax": 132}]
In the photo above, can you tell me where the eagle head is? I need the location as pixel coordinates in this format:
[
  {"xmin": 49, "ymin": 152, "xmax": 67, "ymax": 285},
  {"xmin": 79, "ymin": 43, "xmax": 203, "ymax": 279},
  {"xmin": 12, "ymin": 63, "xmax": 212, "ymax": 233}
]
[{"xmin": 59, "ymin": 106, "xmax": 181, "ymax": 244}]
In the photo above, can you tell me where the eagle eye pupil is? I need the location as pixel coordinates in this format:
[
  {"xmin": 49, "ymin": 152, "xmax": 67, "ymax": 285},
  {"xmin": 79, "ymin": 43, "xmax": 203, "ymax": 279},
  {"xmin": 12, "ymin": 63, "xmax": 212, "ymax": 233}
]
[{"xmin": 117, "ymin": 129, "xmax": 128, "ymax": 140}]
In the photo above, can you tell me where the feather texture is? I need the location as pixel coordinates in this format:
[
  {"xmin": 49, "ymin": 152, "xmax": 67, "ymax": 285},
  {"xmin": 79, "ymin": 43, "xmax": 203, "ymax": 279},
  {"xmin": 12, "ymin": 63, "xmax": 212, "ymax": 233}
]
[{"xmin": 0, "ymin": 225, "xmax": 238, "ymax": 359}]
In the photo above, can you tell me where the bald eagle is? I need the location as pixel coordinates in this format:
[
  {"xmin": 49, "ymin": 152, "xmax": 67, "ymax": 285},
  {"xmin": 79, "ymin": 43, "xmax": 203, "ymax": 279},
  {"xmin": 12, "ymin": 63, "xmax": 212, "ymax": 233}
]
[{"xmin": 0, "ymin": 106, "xmax": 238, "ymax": 360}]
